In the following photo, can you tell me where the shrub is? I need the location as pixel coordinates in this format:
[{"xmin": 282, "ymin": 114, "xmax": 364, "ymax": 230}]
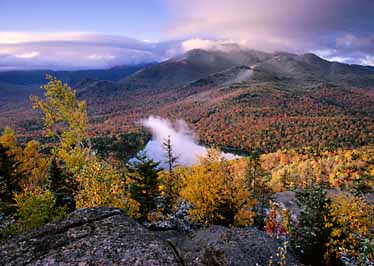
[
  {"xmin": 13, "ymin": 187, "xmax": 66, "ymax": 232},
  {"xmin": 264, "ymin": 202, "xmax": 291, "ymax": 238},
  {"xmin": 75, "ymin": 157, "xmax": 140, "ymax": 218},
  {"xmin": 325, "ymin": 192, "xmax": 373, "ymax": 265}
]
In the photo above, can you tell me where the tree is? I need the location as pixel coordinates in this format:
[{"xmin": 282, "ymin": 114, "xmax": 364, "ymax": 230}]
[
  {"xmin": 127, "ymin": 153, "xmax": 161, "ymax": 219},
  {"xmin": 0, "ymin": 127, "xmax": 22, "ymax": 160},
  {"xmin": 48, "ymin": 158, "xmax": 76, "ymax": 212},
  {"xmin": 245, "ymin": 152, "xmax": 262, "ymax": 192},
  {"xmin": 74, "ymin": 157, "xmax": 139, "ymax": 218},
  {"xmin": 31, "ymin": 75, "xmax": 90, "ymax": 174},
  {"xmin": 32, "ymin": 77, "xmax": 140, "ymax": 218},
  {"xmin": 325, "ymin": 192, "xmax": 373, "ymax": 265},
  {"xmin": 291, "ymin": 185, "xmax": 332, "ymax": 266},
  {"xmin": 180, "ymin": 150, "xmax": 256, "ymax": 226},
  {"xmin": 0, "ymin": 144, "xmax": 22, "ymax": 214},
  {"xmin": 245, "ymin": 153, "xmax": 271, "ymax": 227},
  {"xmin": 0, "ymin": 128, "xmax": 50, "ymax": 190},
  {"xmin": 163, "ymin": 135, "xmax": 178, "ymax": 177},
  {"xmin": 161, "ymin": 135, "xmax": 179, "ymax": 211},
  {"xmin": 19, "ymin": 140, "xmax": 50, "ymax": 188}
]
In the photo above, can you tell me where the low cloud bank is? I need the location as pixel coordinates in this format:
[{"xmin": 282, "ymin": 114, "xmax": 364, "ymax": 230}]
[
  {"xmin": 140, "ymin": 116, "xmax": 237, "ymax": 167},
  {"xmin": 0, "ymin": 33, "xmax": 181, "ymax": 70}
]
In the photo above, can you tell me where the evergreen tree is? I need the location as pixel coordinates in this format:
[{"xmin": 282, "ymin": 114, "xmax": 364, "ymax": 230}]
[
  {"xmin": 0, "ymin": 143, "xmax": 22, "ymax": 214},
  {"xmin": 127, "ymin": 153, "xmax": 161, "ymax": 219},
  {"xmin": 161, "ymin": 136, "xmax": 180, "ymax": 211},
  {"xmin": 291, "ymin": 185, "xmax": 332, "ymax": 266},
  {"xmin": 245, "ymin": 152, "xmax": 262, "ymax": 193},
  {"xmin": 245, "ymin": 153, "xmax": 271, "ymax": 228},
  {"xmin": 163, "ymin": 135, "xmax": 178, "ymax": 177},
  {"xmin": 48, "ymin": 158, "xmax": 76, "ymax": 212}
]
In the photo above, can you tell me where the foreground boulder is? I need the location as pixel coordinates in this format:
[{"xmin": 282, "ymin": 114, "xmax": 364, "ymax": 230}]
[
  {"xmin": 0, "ymin": 207, "xmax": 301, "ymax": 266},
  {"xmin": 0, "ymin": 208, "xmax": 182, "ymax": 266},
  {"xmin": 162, "ymin": 226, "xmax": 301, "ymax": 266}
]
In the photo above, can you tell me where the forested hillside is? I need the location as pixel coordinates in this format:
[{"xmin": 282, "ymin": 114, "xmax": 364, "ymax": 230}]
[
  {"xmin": 1, "ymin": 49, "xmax": 374, "ymax": 156},
  {"xmin": 0, "ymin": 77, "xmax": 372, "ymax": 266}
]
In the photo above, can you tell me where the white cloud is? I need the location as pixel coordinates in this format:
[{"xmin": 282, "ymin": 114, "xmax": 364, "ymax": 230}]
[
  {"xmin": 166, "ymin": 0, "xmax": 374, "ymax": 64},
  {"xmin": 14, "ymin": 51, "xmax": 40, "ymax": 59},
  {"xmin": 182, "ymin": 38, "xmax": 218, "ymax": 51},
  {"xmin": 181, "ymin": 38, "xmax": 243, "ymax": 52},
  {"xmin": 0, "ymin": 32, "xmax": 179, "ymax": 70},
  {"xmin": 140, "ymin": 116, "xmax": 238, "ymax": 167},
  {"xmin": 0, "ymin": 32, "xmax": 88, "ymax": 44},
  {"xmin": 87, "ymin": 54, "xmax": 116, "ymax": 61},
  {"xmin": 360, "ymin": 56, "xmax": 374, "ymax": 66}
]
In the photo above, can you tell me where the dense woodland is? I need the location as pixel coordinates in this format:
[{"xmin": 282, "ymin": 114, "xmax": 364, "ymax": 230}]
[{"xmin": 0, "ymin": 77, "xmax": 373, "ymax": 266}]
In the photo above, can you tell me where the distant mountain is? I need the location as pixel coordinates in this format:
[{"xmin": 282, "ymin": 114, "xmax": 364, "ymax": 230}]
[
  {"xmin": 0, "ymin": 63, "xmax": 154, "ymax": 86},
  {"xmin": 76, "ymin": 79, "xmax": 120, "ymax": 97},
  {"xmin": 254, "ymin": 52, "xmax": 374, "ymax": 86},
  {"xmin": 119, "ymin": 49, "xmax": 239, "ymax": 90},
  {"xmin": 117, "ymin": 48, "xmax": 374, "ymax": 92},
  {"xmin": 186, "ymin": 65, "xmax": 254, "ymax": 88}
]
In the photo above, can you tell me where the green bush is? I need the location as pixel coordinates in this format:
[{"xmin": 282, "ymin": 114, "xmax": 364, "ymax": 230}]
[{"xmin": 13, "ymin": 187, "xmax": 66, "ymax": 232}]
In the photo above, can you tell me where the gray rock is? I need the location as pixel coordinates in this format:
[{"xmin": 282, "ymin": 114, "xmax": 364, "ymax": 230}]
[
  {"xmin": 163, "ymin": 226, "xmax": 301, "ymax": 266},
  {"xmin": 0, "ymin": 207, "xmax": 302, "ymax": 266},
  {"xmin": 272, "ymin": 191, "xmax": 300, "ymax": 216},
  {"xmin": 0, "ymin": 207, "xmax": 182, "ymax": 266}
]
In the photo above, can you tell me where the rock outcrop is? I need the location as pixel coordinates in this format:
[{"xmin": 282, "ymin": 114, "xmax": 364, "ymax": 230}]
[
  {"xmin": 0, "ymin": 208, "xmax": 182, "ymax": 266},
  {"xmin": 162, "ymin": 226, "xmax": 300, "ymax": 266},
  {"xmin": 0, "ymin": 207, "xmax": 301, "ymax": 266}
]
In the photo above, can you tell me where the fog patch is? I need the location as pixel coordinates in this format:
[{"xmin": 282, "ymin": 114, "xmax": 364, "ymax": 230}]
[{"xmin": 139, "ymin": 116, "xmax": 238, "ymax": 167}]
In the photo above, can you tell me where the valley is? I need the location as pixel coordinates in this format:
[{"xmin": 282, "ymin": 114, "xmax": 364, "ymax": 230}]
[{"xmin": 1, "ymin": 48, "xmax": 373, "ymax": 154}]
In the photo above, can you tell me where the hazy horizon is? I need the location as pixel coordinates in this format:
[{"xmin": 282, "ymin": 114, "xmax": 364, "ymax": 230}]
[{"xmin": 0, "ymin": 0, "xmax": 373, "ymax": 70}]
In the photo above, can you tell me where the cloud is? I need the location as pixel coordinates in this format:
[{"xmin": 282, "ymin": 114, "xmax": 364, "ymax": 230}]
[
  {"xmin": 166, "ymin": 0, "xmax": 374, "ymax": 65},
  {"xmin": 181, "ymin": 38, "xmax": 246, "ymax": 53},
  {"xmin": 14, "ymin": 51, "xmax": 40, "ymax": 59},
  {"xmin": 0, "ymin": 32, "xmax": 180, "ymax": 70},
  {"xmin": 360, "ymin": 56, "xmax": 374, "ymax": 67},
  {"xmin": 1, "ymin": 1, "xmax": 374, "ymax": 69},
  {"xmin": 87, "ymin": 54, "xmax": 116, "ymax": 61},
  {"xmin": 140, "ymin": 116, "xmax": 237, "ymax": 167}
]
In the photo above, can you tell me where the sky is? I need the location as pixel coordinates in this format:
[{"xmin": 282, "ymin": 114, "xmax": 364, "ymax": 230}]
[{"xmin": 0, "ymin": 0, "xmax": 373, "ymax": 70}]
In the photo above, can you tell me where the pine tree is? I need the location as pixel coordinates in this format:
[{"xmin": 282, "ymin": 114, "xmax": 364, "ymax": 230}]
[
  {"xmin": 0, "ymin": 143, "xmax": 22, "ymax": 214},
  {"xmin": 48, "ymin": 158, "xmax": 76, "ymax": 212},
  {"xmin": 162, "ymin": 135, "xmax": 178, "ymax": 177},
  {"xmin": 291, "ymin": 185, "xmax": 332, "ymax": 266},
  {"xmin": 161, "ymin": 135, "xmax": 180, "ymax": 211},
  {"xmin": 245, "ymin": 152, "xmax": 261, "ymax": 193},
  {"xmin": 127, "ymin": 153, "xmax": 161, "ymax": 219}
]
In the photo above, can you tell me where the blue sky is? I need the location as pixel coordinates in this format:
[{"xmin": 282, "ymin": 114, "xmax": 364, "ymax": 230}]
[
  {"xmin": 0, "ymin": 0, "xmax": 170, "ymax": 41},
  {"xmin": 0, "ymin": 0, "xmax": 373, "ymax": 69}
]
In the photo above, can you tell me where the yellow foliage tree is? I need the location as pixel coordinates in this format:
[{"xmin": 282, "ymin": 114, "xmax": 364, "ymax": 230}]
[
  {"xmin": 31, "ymin": 75, "xmax": 90, "ymax": 173},
  {"xmin": 75, "ymin": 157, "xmax": 139, "ymax": 218},
  {"xmin": 19, "ymin": 140, "xmax": 50, "ymax": 188},
  {"xmin": 325, "ymin": 192, "xmax": 373, "ymax": 263},
  {"xmin": 0, "ymin": 129, "xmax": 50, "ymax": 189},
  {"xmin": 180, "ymin": 149, "xmax": 256, "ymax": 226},
  {"xmin": 31, "ymin": 77, "xmax": 140, "ymax": 217},
  {"xmin": 0, "ymin": 127, "xmax": 22, "ymax": 160}
]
